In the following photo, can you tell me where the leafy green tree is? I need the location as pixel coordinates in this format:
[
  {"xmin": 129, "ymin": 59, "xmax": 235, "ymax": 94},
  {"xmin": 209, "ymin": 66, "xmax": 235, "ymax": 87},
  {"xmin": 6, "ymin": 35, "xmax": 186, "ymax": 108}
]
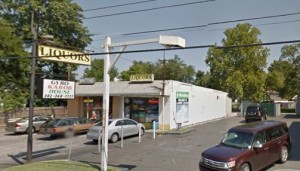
[
  {"xmin": 0, "ymin": 0, "xmax": 92, "ymax": 106},
  {"xmin": 154, "ymin": 55, "xmax": 196, "ymax": 83},
  {"xmin": 278, "ymin": 43, "xmax": 300, "ymax": 99},
  {"xmin": 194, "ymin": 71, "xmax": 212, "ymax": 88},
  {"xmin": 0, "ymin": 19, "xmax": 29, "ymax": 116},
  {"xmin": 205, "ymin": 23, "xmax": 269, "ymax": 102},
  {"xmin": 83, "ymin": 59, "xmax": 118, "ymax": 81},
  {"xmin": 120, "ymin": 61, "xmax": 155, "ymax": 81},
  {"xmin": 266, "ymin": 60, "xmax": 292, "ymax": 93}
]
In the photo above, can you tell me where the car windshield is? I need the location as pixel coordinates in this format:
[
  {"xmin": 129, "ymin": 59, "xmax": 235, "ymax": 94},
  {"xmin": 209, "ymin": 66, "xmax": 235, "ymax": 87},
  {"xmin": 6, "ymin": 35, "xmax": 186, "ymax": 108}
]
[
  {"xmin": 95, "ymin": 121, "xmax": 113, "ymax": 126},
  {"xmin": 41, "ymin": 119, "xmax": 61, "ymax": 128},
  {"xmin": 221, "ymin": 131, "xmax": 254, "ymax": 149}
]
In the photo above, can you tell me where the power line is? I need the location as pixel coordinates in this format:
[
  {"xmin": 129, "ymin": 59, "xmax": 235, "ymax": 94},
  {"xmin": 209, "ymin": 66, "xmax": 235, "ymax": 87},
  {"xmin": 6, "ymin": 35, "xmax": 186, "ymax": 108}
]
[
  {"xmin": 120, "ymin": 11, "xmax": 300, "ymax": 36},
  {"xmin": 83, "ymin": 0, "xmax": 159, "ymax": 12},
  {"xmin": 1, "ymin": 39, "xmax": 300, "ymax": 60},
  {"xmin": 84, "ymin": 0, "xmax": 217, "ymax": 20}
]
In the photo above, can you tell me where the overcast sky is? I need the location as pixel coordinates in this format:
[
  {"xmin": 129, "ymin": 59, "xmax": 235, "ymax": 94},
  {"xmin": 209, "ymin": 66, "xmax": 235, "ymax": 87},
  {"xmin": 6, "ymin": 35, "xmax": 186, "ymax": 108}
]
[{"xmin": 74, "ymin": 0, "xmax": 300, "ymax": 78}]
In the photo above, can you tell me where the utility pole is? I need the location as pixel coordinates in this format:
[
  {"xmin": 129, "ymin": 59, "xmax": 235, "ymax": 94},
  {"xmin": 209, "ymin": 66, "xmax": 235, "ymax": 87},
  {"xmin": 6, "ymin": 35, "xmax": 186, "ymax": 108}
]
[
  {"xmin": 159, "ymin": 51, "xmax": 169, "ymax": 131},
  {"xmin": 27, "ymin": 10, "xmax": 37, "ymax": 163},
  {"xmin": 67, "ymin": 64, "xmax": 71, "ymax": 80}
]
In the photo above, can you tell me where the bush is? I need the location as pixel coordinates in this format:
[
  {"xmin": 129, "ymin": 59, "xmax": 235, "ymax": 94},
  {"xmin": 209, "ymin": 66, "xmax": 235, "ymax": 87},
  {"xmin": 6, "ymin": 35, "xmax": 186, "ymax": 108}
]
[{"xmin": 281, "ymin": 108, "xmax": 295, "ymax": 113}]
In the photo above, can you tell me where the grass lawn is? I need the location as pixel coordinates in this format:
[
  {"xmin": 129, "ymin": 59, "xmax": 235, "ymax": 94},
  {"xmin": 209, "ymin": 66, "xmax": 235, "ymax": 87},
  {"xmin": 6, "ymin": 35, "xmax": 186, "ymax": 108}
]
[{"xmin": 2, "ymin": 160, "xmax": 119, "ymax": 171}]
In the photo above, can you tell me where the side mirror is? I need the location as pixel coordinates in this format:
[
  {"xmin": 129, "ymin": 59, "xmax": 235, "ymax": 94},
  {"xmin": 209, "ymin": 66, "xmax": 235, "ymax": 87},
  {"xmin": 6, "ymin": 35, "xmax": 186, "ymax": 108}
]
[{"xmin": 253, "ymin": 143, "xmax": 262, "ymax": 148}]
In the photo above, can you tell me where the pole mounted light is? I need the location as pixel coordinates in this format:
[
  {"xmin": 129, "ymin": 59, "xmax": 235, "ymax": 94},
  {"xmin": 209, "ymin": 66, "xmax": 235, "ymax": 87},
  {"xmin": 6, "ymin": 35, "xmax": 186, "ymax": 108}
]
[{"xmin": 100, "ymin": 35, "xmax": 185, "ymax": 171}]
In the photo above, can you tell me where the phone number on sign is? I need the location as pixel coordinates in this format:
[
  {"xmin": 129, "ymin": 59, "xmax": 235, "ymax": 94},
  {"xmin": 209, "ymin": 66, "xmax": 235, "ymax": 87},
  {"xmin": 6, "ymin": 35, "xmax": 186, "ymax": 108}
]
[{"xmin": 43, "ymin": 94, "xmax": 74, "ymax": 99}]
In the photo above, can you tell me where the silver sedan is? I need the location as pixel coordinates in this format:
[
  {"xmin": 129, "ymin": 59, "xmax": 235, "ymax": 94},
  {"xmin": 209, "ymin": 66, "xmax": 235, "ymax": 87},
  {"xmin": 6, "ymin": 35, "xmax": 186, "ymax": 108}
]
[
  {"xmin": 5, "ymin": 116, "xmax": 49, "ymax": 134},
  {"xmin": 87, "ymin": 118, "xmax": 145, "ymax": 143}
]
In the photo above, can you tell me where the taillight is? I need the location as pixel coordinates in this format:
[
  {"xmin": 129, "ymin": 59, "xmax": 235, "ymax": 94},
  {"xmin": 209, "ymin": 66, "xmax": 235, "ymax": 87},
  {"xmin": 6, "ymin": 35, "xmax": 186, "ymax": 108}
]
[{"xmin": 15, "ymin": 123, "xmax": 21, "ymax": 128}]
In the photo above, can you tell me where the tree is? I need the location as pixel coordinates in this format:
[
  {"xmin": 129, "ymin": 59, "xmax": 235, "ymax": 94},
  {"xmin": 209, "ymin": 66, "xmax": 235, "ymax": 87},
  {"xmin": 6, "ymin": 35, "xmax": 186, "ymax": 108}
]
[
  {"xmin": 266, "ymin": 60, "xmax": 292, "ymax": 93},
  {"xmin": 83, "ymin": 59, "xmax": 118, "ymax": 82},
  {"xmin": 119, "ymin": 56, "xmax": 196, "ymax": 83},
  {"xmin": 194, "ymin": 71, "xmax": 212, "ymax": 88},
  {"xmin": 0, "ymin": 19, "xmax": 29, "ymax": 116},
  {"xmin": 205, "ymin": 23, "xmax": 269, "ymax": 102},
  {"xmin": 154, "ymin": 55, "xmax": 196, "ymax": 83},
  {"xmin": 0, "ymin": 0, "xmax": 92, "ymax": 106},
  {"xmin": 278, "ymin": 43, "xmax": 300, "ymax": 99},
  {"xmin": 120, "ymin": 61, "xmax": 155, "ymax": 81}
]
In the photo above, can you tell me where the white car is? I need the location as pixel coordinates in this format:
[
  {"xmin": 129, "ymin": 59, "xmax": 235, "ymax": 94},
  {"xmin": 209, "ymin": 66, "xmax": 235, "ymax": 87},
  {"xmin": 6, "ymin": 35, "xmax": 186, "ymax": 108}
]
[
  {"xmin": 6, "ymin": 116, "xmax": 49, "ymax": 134},
  {"xmin": 87, "ymin": 118, "xmax": 145, "ymax": 143}
]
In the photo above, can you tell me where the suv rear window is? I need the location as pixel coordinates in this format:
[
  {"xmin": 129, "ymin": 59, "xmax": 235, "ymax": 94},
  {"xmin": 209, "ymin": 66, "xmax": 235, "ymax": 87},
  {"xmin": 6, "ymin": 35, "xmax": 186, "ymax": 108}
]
[{"xmin": 246, "ymin": 107, "xmax": 260, "ymax": 113}]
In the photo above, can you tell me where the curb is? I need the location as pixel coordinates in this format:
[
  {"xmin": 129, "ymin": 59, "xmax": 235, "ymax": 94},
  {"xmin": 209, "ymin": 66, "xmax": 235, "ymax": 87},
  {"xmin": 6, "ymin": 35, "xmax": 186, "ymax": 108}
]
[{"xmin": 157, "ymin": 128, "xmax": 196, "ymax": 135}]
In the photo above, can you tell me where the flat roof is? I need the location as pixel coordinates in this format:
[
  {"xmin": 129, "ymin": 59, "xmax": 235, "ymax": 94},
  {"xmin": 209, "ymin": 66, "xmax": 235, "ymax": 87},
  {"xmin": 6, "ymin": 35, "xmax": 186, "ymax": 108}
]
[{"xmin": 75, "ymin": 80, "xmax": 163, "ymax": 96}]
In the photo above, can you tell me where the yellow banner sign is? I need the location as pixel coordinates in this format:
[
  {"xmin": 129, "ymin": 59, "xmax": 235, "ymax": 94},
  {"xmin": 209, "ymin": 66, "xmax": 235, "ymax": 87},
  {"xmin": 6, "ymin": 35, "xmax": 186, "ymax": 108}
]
[
  {"xmin": 130, "ymin": 74, "xmax": 154, "ymax": 82},
  {"xmin": 38, "ymin": 45, "xmax": 91, "ymax": 65}
]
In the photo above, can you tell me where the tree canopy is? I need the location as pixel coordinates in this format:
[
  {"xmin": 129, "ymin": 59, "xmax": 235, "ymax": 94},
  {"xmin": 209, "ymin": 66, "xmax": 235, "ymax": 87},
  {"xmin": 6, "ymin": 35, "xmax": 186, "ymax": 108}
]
[
  {"xmin": 0, "ymin": 0, "xmax": 92, "ymax": 107},
  {"xmin": 277, "ymin": 43, "xmax": 300, "ymax": 99},
  {"xmin": 205, "ymin": 23, "xmax": 269, "ymax": 102},
  {"xmin": 119, "ymin": 55, "xmax": 196, "ymax": 84},
  {"xmin": 0, "ymin": 19, "xmax": 29, "ymax": 114},
  {"xmin": 83, "ymin": 59, "xmax": 119, "ymax": 82}
]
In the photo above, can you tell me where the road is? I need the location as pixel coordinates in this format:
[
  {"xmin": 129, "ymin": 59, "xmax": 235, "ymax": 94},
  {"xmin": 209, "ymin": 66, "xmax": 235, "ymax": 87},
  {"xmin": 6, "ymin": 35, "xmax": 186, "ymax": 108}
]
[{"xmin": 0, "ymin": 114, "xmax": 299, "ymax": 171}]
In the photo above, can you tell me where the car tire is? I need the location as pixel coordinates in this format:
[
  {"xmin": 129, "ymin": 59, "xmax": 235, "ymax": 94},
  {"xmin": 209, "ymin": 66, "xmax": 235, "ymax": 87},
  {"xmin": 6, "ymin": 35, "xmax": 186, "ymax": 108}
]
[
  {"xmin": 140, "ymin": 128, "xmax": 145, "ymax": 136},
  {"xmin": 245, "ymin": 119, "xmax": 248, "ymax": 123},
  {"xmin": 110, "ymin": 133, "xmax": 119, "ymax": 143},
  {"xmin": 238, "ymin": 163, "xmax": 251, "ymax": 171},
  {"xmin": 92, "ymin": 139, "xmax": 98, "ymax": 144},
  {"xmin": 26, "ymin": 127, "xmax": 35, "ymax": 134},
  {"xmin": 279, "ymin": 146, "xmax": 288, "ymax": 163}
]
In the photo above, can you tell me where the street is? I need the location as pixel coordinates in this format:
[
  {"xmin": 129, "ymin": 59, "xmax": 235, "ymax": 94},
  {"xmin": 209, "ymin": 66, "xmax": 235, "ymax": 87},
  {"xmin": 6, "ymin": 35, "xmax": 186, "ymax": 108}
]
[{"xmin": 0, "ymin": 114, "xmax": 299, "ymax": 171}]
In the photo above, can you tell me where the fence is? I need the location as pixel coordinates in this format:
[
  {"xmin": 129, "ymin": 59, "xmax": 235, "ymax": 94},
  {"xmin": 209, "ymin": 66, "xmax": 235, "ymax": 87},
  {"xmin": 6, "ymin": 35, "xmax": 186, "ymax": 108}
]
[{"xmin": 0, "ymin": 106, "xmax": 68, "ymax": 129}]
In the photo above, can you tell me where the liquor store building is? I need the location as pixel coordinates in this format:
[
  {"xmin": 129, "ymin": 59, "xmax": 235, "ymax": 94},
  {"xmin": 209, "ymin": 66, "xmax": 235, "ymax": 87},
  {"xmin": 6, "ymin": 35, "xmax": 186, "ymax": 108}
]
[{"xmin": 68, "ymin": 80, "xmax": 232, "ymax": 130}]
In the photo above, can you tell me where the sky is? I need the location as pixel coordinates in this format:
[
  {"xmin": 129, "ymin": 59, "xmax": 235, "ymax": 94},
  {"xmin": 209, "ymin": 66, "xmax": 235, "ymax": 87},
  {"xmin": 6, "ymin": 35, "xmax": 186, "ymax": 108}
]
[{"xmin": 73, "ymin": 0, "xmax": 300, "ymax": 79}]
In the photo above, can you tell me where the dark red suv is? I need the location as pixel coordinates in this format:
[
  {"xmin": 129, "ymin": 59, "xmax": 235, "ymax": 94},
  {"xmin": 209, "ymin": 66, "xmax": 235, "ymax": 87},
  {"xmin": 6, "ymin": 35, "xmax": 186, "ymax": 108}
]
[{"xmin": 199, "ymin": 121, "xmax": 291, "ymax": 171}]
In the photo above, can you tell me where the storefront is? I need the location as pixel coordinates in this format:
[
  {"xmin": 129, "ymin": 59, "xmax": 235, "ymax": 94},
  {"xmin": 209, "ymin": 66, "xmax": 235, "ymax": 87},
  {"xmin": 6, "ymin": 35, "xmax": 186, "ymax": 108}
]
[{"xmin": 68, "ymin": 79, "xmax": 232, "ymax": 130}]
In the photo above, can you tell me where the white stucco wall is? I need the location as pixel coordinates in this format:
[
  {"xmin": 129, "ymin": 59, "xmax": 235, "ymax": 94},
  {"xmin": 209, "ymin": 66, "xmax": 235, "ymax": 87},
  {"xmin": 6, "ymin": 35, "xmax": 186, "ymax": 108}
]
[{"xmin": 164, "ymin": 81, "xmax": 229, "ymax": 130}]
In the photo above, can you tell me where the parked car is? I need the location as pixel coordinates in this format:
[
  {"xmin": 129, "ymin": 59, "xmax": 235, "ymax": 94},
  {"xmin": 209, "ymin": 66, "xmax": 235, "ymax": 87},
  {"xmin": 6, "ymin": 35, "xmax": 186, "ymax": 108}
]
[
  {"xmin": 87, "ymin": 118, "xmax": 145, "ymax": 143},
  {"xmin": 199, "ymin": 120, "xmax": 291, "ymax": 171},
  {"xmin": 245, "ymin": 106, "xmax": 267, "ymax": 122},
  {"xmin": 38, "ymin": 117, "xmax": 95, "ymax": 137},
  {"xmin": 5, "ymin": 115, "xmax": 49, "ymax": 134}
]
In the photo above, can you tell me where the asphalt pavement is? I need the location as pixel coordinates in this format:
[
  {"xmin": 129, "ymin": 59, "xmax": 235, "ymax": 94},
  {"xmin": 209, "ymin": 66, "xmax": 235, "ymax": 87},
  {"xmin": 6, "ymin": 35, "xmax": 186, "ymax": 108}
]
[{"xmin": 0, "ymin": 114, "xmax": 300, "ymax": 171}]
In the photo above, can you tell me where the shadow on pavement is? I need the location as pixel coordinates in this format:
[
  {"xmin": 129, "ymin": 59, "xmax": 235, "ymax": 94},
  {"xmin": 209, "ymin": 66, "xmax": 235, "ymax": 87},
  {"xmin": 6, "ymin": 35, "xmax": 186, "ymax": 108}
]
[
  {"xmin": 7, "ymin": 146, "xmax": 67, "ymax": 163},
  {"xmin": 288, "ymin": 121, "xmax": 300, "ymax": 161},
  {"xmin": 284, "ymin": 114, "xmax": 300, "ymax": 119}
]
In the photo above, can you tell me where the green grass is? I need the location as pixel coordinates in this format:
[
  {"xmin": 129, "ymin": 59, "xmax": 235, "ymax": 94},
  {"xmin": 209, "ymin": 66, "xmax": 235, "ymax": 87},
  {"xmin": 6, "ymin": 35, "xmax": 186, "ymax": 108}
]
[{"xmin": 2, "ymin": 160, "xmax": 118, "ymax": 171}]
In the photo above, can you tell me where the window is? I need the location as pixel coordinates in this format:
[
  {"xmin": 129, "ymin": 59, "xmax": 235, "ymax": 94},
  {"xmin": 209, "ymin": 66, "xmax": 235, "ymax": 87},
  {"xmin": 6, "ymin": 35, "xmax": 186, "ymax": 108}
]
[
  {"xmin": 265, "ymin": 127, "xmax": 284, "ymax": 142},
  {"xmin": 253, "ymin": 131, "xmax": 266, "ymax": 146},
  {"xmin": 125, "ymin": 119, "xmax": 137, "ymax": 125},
  {"xmin": 116, "ymin": 120, "xmax": 125, "ymax": 126}
]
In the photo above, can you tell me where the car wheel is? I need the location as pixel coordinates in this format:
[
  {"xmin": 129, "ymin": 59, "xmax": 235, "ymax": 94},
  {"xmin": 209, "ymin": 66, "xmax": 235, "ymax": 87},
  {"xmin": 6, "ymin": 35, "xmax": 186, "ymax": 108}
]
[
  {"xmin": 26, "ymin": 127, "xmax": 35, "ymax": 134},
  {"xmin": 279, "ymin": 146, "xmax": 288, "ymax": 163},
  {"xmin": 245, "ymin": 119, "xmax": 248, "ymax": 123},
  {"xmin": 239, "ymin": 163, "xmax": 251, "ymax": 171},
  {"xmin": 110, "ymin": 133, "xmax": 119, "ymax": 143},
  {"xmin": 140, "ymin": 128, "xmax": 145, "ymax": 136},
  {"xmin": 92, "ymin": 139, "xmax": 98, "ymax": 144}
]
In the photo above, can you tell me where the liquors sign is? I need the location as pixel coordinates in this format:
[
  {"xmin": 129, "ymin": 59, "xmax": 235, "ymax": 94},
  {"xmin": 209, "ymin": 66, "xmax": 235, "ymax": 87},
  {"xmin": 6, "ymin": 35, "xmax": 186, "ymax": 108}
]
[
  {"xmin": 38, "ymin": 45, "xmax": 91, "ymax": 65},
  {"xmin": 43, "ymin": 79, "xmax": 75, "ymax": 99}
]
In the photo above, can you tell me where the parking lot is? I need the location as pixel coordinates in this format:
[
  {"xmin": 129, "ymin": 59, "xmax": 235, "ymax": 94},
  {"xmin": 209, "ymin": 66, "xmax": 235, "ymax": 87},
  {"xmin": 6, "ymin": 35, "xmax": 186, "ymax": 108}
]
[{"xmin": 0, "ymin": 114, "xmax": 299, "ymax": 171}]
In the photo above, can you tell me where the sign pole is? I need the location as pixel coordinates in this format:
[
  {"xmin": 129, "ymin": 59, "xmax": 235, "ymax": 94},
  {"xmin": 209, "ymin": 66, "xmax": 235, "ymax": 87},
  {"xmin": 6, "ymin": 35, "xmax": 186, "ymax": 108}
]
[{"xmin": 101, "ymin": 37, "xmax": 111, "ymax": 171}]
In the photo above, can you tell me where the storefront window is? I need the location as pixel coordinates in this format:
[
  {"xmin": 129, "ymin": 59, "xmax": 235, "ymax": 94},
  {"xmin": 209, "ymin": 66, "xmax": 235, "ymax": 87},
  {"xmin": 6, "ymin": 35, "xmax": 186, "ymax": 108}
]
[{"xmin": 124, "ymin": 97, "xmax": 159, "ymax": 125}]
